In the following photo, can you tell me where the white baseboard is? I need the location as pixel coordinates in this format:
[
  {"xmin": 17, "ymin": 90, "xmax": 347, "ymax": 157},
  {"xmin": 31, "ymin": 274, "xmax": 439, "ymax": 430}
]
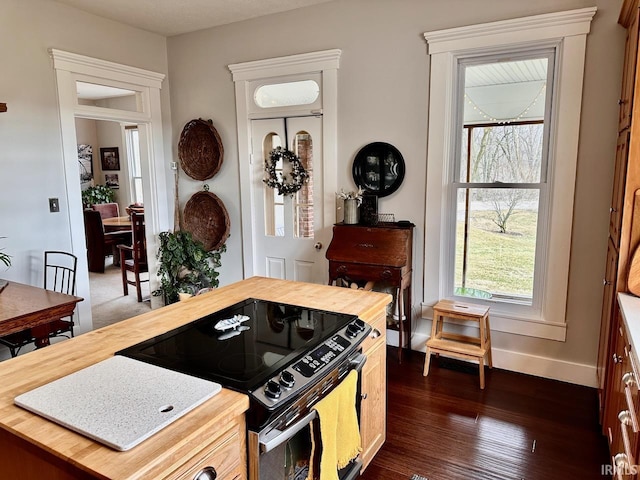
[{"xmin": 386, "ymin": 330, "xmax": 597, "ymax": 388}]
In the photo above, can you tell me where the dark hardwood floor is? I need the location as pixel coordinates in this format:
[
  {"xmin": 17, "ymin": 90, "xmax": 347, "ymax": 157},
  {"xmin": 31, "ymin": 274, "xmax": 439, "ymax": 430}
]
[{"xmin": 360, "ymin": 347, "xmax": 610, "ymax": 480}]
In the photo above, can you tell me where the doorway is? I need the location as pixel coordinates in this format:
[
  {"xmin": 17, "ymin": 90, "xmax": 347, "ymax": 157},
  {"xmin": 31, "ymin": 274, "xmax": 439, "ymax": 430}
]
[
  {"xmin": 229, "ymin": 49, "xmax": 341, "ymax": 284},
  {"xmin": 76, "ymin": 116, "xmax": 151, "ymax": 328},
  {"xmin": 51, "ymin": 49, "xmax": 170, "ymax": 334}
]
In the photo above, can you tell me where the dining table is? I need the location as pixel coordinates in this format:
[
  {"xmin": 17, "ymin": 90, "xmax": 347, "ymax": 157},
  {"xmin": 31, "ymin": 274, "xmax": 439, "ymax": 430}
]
[
  {"xmin": 0, "ymin": 280, "xmax": 83, "ymax": 349},
  {"xmin": 102, "ymin": 215, "xmax": 132, "ymax": 232}
]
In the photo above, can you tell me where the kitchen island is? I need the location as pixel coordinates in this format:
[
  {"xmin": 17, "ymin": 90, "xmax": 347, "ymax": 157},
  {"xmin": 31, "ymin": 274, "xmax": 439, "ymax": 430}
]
[{"xmin": 0, "ymin": 277, "xmax": 391, "ymax": 479}]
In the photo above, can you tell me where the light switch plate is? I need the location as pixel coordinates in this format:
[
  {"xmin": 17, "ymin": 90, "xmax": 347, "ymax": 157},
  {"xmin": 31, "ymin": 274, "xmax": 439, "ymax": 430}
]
[{"xmin": 49, "ymin": 198, "xmax": 59, "ymax": 213}]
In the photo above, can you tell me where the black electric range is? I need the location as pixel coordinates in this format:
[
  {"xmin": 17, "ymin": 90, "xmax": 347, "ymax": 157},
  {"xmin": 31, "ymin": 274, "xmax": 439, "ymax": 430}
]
[{"xmin": 116, "ymin": 298, "xmax": 371, "ymax": 429}]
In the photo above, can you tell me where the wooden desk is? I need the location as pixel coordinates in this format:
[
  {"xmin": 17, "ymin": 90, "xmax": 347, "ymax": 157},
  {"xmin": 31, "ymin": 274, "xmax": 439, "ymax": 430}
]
[
  {"xmin": 103, "ymin": 216, "xmax": 132, "ymax": 232},
  {"xmin": 326, "ymin": 222, "xmax": 414, "ymax": 362},
  {"xmin": 0, "ymin": 281, "xmax": 83, "ymax": 348}
]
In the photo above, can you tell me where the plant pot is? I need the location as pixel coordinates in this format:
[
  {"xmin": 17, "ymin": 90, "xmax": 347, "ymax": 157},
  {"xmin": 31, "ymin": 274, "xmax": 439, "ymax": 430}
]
[{"xmin": 344, "ymin": 198, "xmax": 359, "ymax": 224}]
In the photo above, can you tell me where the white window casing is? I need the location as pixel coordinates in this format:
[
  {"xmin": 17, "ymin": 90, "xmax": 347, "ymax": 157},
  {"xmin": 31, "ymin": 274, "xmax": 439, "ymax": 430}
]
[{"xmin": 422, "ymin": 8, "xmax": 596, "ymax": 341}]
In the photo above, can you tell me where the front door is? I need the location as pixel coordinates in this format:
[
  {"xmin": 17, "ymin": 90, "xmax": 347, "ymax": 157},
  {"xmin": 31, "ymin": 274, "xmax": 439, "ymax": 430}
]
[{"xmin": 250, "ymin": 116, "xmax": 326, "ymax": 283}]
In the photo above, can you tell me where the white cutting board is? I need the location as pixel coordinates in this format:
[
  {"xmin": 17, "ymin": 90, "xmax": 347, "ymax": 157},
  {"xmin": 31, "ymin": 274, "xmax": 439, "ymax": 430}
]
[{"xmin": 14, "ymin": 356, "xmax": 222, "ymax": 451}]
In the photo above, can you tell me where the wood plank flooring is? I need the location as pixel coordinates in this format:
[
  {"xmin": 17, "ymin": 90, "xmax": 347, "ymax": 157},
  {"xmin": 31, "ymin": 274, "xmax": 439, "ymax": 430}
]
[{"xmin": 360, "ymin": 347, "xmax": 610, "ymax": 480}]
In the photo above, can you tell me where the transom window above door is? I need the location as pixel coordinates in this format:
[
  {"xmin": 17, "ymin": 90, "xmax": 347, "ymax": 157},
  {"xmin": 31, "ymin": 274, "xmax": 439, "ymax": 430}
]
[{"xmin": 248, "ymin": 73, "xmax": 322, "ymax": 117}]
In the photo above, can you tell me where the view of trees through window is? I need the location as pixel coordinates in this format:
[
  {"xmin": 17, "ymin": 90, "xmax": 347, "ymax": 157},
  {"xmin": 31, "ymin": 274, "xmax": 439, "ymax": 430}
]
[
  {"xmin": 453, "ymin": 53, "xmax": 551, "ymax": 304},
  {"xmin": 455, "ymin": 121, "xmax": 545, "ymax": 302}
]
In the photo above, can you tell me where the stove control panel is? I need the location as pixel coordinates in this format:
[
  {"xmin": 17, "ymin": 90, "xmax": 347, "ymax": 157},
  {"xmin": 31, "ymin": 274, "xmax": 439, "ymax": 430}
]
[
  {"xmin": 254, "ymin": 319, "xmax": 370, "ymax": 408},
  {"xmin": 293, "ymin": 335, "xmax": 351, "ymax": 377}
]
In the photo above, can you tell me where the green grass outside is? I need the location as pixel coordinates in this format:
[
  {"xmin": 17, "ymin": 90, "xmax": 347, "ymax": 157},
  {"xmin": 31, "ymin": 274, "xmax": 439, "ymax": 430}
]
[{"xmin": 455, "ymin": 210, "xmax": 537, "ymax": 297}]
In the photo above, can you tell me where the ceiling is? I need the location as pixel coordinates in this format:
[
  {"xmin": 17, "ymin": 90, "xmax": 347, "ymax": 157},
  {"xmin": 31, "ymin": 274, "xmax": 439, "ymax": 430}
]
[{"xmin": 53, "ymin": 0, "xmax": 336, "ymax": 36}]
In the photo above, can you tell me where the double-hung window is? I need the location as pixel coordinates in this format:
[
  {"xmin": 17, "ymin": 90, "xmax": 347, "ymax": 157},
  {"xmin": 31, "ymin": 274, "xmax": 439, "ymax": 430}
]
[
  {"xmin": 453, "ymin": 52, "xmax": 553, "ymax": 307},
  {"xmin": 423, "ymin": 8, "xmax": 596, "ymax": 341}
]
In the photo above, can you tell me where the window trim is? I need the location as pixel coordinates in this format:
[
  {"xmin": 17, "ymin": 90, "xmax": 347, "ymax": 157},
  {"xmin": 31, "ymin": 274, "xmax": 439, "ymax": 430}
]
[{"xmin": 422, "ymin": 8, "xmax": 596, "ymax": 341}]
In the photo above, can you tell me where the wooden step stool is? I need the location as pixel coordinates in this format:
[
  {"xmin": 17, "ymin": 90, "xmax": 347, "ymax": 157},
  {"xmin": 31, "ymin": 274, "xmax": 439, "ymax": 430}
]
[{"xmin": 423, "ymin": 300, "xmax": 492, "ymax": 389}]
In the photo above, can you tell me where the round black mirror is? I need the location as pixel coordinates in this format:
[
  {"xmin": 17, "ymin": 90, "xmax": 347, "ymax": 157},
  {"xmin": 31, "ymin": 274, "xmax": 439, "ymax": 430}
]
[{"xmin": 352, "ymin": 142, "xmax": 405, "ymax": 197}]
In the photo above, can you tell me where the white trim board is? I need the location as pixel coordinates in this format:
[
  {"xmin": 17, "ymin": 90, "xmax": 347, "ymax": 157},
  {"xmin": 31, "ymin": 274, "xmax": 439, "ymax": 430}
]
[{"xmin": 386, "ymin": 329, "xmax": 596, "ymax": 388}]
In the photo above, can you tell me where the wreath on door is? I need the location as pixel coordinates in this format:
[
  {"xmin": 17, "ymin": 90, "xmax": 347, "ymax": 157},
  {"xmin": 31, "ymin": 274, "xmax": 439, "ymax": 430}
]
[{"xmin": 263, "ymin": 147, "xmax": 309, "ymax": 196}]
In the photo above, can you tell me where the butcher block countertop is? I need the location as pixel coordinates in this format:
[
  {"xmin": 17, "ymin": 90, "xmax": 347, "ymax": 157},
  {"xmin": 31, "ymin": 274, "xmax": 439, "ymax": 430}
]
[{"xmin": 0, "ymin": 277, "xmax": 391, "ymax": 479}]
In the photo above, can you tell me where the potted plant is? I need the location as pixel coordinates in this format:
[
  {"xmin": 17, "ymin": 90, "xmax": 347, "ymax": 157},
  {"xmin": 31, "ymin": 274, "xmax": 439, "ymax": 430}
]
[
  {"xmin": 153, "ymin": 230, "xmax": 225, "ymax": 305},
  {"xmin": 0, "ymin": 237, "xmax": 11, "ymax": 268},
  {"xmin": 81, "ymin": 184, "xmax": 115, "ymax": 208}
]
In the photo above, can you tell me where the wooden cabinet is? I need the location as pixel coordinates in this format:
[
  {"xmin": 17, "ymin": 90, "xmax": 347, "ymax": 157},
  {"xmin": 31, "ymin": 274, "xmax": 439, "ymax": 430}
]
[
  {"xmin": 604, "ymin": 313, "xmax": 640, "ymax": 478},
  {"xmin": 0, "ymin": 391, "xmax": 247, "ymax": 480},
  {"xmin": 619, "ymin": 1, "xmax": 639, "ymax": 132},
  {"xmin": 326, "ymin": 222, "xmax": 414, "ymax": 362},
  {"xmin": 599, "ymin": 0, "xmax": 640, "ymax": 431},
  {"xmin": 169, "ymin": 417, "xmax": 246, "ymax": 480},
  {"xmin": 359, "ymin": 311, "xmax": 387, "ymax": 472}
]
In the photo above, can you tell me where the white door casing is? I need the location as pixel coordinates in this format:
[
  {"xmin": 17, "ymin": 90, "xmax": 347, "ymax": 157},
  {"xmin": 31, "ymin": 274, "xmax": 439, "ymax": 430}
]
[
  {"xmin": 50, "ymin": 49, "xmax": 170, "ymax": 330},
  {"xmin": 229, "ymin": 49, "xmax": 341, "ymax": 283}
]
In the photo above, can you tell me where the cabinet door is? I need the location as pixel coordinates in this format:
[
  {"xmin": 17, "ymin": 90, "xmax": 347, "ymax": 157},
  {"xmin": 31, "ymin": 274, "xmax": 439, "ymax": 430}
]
[
  {"xmin": 598, "ymin": 238, "xmax": 620, "ymax": 422},
  {"xmin": 359, "ymin": 332, "xmax": 386, "ymax": 472},
  {"xmin": 619, "ymin": 5, "xmax": 639, "ymax": 132},
  {"xmin": 611, "ymin": 132, "xmax": 630, "ymax": 247},
  {"xmin": 169, "ymin": 422, "xmax": 245, "ymax": 480},
  {"xmin": 605, "ymin": 315, "xmax": 626, "ymax": 451}
]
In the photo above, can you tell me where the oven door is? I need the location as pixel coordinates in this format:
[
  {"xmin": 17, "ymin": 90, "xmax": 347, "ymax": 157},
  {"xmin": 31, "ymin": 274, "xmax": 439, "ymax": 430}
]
[{"xmin": 249, "ymin": 352, "xmax": 366, "ymax": 480}]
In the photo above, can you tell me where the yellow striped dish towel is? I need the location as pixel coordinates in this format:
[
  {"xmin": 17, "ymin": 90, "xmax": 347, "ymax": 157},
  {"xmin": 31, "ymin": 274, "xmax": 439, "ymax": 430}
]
[{"xmin": 307, "ymin": 369, "xmax": 362, "ymax": 480}]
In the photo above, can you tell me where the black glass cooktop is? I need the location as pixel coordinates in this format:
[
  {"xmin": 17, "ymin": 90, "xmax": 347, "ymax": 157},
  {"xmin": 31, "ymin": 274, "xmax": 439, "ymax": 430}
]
[{"xmin": 117, "ymin": 298, "xmax": 358, "ymax": 393}]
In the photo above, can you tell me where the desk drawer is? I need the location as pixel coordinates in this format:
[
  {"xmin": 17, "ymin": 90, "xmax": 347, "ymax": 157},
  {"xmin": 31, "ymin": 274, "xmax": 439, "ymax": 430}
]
[{"xmin": 329, "ymin": 263, "xmax": 402, "ymax": 284}]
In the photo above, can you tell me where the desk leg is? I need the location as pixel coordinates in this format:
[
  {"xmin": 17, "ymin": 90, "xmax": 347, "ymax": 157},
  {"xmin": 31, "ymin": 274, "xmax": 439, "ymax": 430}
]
[
  {"xmin": 396, "ymin": 287, "xmax": 404, "ymax": 363},
  {"xmin": 31, "ymin": 325, "xmax": 51, "ymax": 349}
]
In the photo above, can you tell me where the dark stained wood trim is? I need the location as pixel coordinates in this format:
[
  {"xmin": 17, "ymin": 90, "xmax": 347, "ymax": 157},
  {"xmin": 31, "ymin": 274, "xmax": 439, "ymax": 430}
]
[{"xmin": 0, "ymin": 103, "xmax": 6, "ymax": 113}]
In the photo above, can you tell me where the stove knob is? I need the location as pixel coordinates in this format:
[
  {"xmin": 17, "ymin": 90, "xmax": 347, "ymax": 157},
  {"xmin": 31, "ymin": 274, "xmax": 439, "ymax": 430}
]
[
  {"xmin": 346, "ymin": 323, "xmax": 360, "ymax": 338},
  {"xmin": 280, "ymin": 370, "xmax": 295, "ymax": 389},
  {"xmin": 264, "ymin": 380, "xmax": 282, "ymax": 399},
  {"xmin": 354, "ymin": 319, "xmax": 366, "ymax": 331}
]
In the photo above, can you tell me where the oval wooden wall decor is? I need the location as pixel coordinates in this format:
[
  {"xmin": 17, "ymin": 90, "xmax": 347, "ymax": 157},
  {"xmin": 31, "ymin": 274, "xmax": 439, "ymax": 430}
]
[
  {"xmin": 183, "ymin": 191, "xmax": 230, "ymax": 251},
  {"xmin": 178, "ymin": 118, "xmax": 224, "ymax": 181}
]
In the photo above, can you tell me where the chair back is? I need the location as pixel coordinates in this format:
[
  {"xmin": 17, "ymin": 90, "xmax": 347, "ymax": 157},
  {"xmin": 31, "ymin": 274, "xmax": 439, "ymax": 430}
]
[
  {"xmin": 84, "ymin": 209, "xmax": 107, "ymax": 273},
  {"xmin": 44, "ymin": 251, "xmax": 77, "ymax": 295},
  {"xmin": 92, "ymin": 202, "xmax": 120, "ymax": 220},
  {"xmin": 131, "ymin": 212, "xmax": 147, "ymax": 266}
]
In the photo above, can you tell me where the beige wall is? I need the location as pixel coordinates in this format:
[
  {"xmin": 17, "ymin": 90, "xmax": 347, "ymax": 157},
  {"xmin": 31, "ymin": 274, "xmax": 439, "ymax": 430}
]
[
  {"xmin": 166, "ymin": 0, "xmax": 625, "ymax": 382},
  {"xmin": 0, "ymin": 0, "xmax": 625, "ymax": 382},
  {"xmin": 0, "ymin": 0, "xmax": 172, "ymax": 326}
]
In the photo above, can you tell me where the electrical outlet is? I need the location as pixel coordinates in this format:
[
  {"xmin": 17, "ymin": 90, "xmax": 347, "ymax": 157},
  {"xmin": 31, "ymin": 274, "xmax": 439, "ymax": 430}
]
[{"xmin": 49, "ymin": 198, "xmax": 59, "ymax": 213}]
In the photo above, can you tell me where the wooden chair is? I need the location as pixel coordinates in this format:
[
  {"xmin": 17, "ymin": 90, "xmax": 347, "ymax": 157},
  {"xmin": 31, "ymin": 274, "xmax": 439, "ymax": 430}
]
[
  {"xmin": 0, "ymin": 251, "xmax": 78, "ymax": 357},
  {"xmin": 84, "ymin": 210, "xmax": 131, "ymax": 273},
  {"xmin": 92, "ymin": 202, "xmax": 120, "ymax": 220},
  {"xmin": 118, "ymin": 212, "xmax": 148, "ymax": 302},
  {"xmin": 423, "ymin": 300, "xmax": 492, "ymax": 389}
]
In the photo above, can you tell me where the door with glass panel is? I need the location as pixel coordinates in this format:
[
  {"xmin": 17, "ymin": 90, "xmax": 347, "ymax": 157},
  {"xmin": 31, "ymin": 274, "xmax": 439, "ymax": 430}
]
[{"xmin": 251, "ymin": 116, "xmax": 324, "ymax": 282}]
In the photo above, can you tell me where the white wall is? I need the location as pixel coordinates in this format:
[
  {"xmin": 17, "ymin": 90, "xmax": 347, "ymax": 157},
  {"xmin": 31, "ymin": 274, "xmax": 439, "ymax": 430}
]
[
  {"xmin": 0, "ymin": 0, "xmax": 172, "ymax": 335},
  {"xmin": 166, "ymin": 0, "xmax": 624, "ymax": 384}
]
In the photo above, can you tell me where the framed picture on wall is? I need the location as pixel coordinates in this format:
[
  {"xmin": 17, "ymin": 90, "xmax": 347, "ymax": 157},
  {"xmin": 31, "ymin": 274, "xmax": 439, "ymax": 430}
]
[
  {"xmin": 105, "ymin": 173, "xmax": 119, "ymax": 189},
  {"xmin": 100, "ymin": 147, "xmax": 120, "ymax": 171},
  {"xmin": 77, "ymin": 144, "xmax": 93, "ymax": 184}
]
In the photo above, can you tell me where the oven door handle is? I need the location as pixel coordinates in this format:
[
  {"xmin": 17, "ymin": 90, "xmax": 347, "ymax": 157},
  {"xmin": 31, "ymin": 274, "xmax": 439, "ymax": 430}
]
[{"xmin": 259, "ymin": 410, "xmax": 318, "ymax": 453}]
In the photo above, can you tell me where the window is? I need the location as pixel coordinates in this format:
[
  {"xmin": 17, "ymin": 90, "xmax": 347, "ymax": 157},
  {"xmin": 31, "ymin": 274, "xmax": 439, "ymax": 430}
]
[
  {"xmin": 423, "ymin": 8, "xmax": 596, "ymax": 341},
  {"xmin": 454, "ymin": 53, "xmax": 552, "ymax": 305},
  {"xmin": 125, "ymin": 127, "xmax": 143, "ymax": 205},
  {"xmin": 254, "ymin": 80, "xmax": 319, "ymax": 109}
]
